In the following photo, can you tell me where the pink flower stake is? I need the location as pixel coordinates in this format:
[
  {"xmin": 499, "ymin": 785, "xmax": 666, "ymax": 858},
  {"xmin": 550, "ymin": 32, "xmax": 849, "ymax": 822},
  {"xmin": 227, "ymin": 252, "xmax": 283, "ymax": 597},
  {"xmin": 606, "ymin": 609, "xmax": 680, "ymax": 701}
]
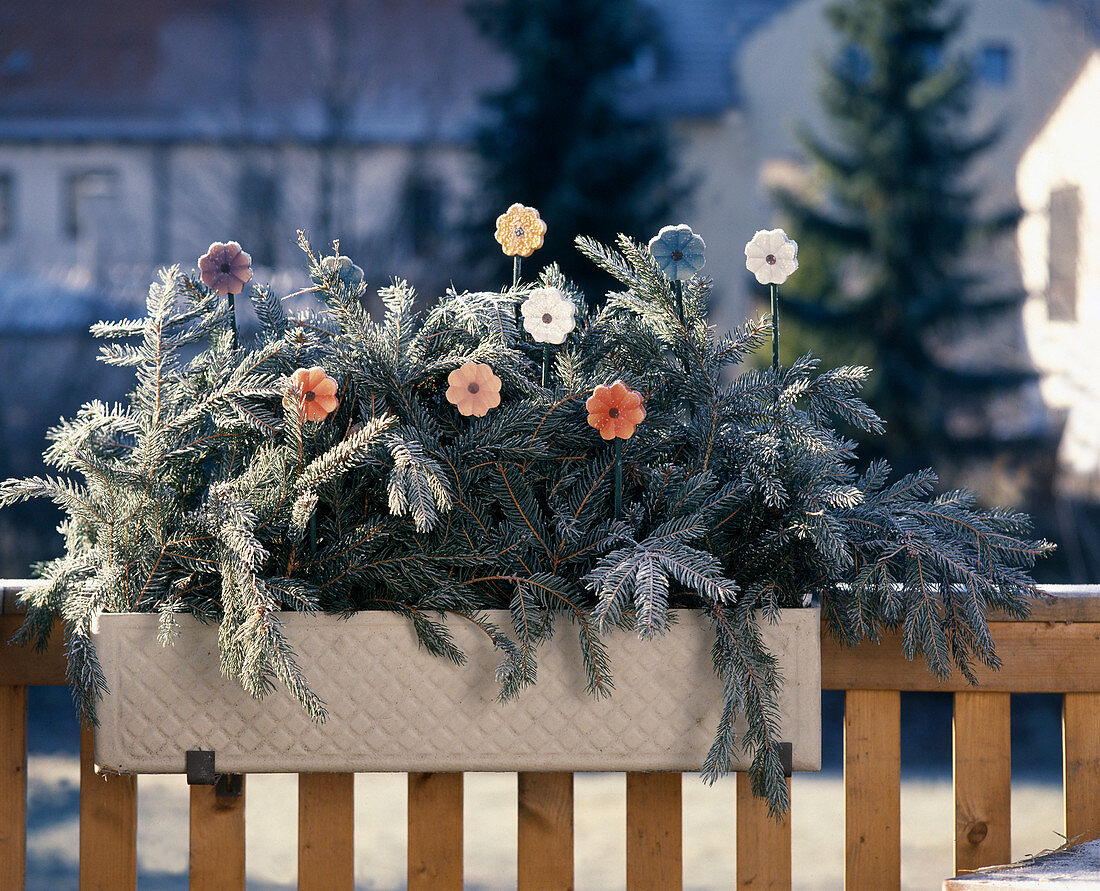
[{"xmin": 199, "ymin": 241, "xmax": 253, "ymax": 350}]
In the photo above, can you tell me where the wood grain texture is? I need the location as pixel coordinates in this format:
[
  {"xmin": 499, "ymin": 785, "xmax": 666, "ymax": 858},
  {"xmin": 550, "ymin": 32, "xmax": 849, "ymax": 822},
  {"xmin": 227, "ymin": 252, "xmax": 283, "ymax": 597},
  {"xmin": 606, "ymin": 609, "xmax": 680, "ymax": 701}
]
[
  {"xmin": 845, "ymin": 690, "xmax": 900, "ymax": 891},
  {"xmin": 1064, "ymin": 692, "xmax": 1100, "ymax": 844},
  {"xmin": 79, "ymin": 723, "xmax": 137, "ymax": 890},
  {"xmin": 299, "ymin": 772, "xmax": 354, "ymax": 891},
  {"xmin": 823, "ymin": 623, "xmax": 1100, "ymax": 692},
  {"xmin": 626, "ymin": 771, "xmax": 682, "ymax": 890},
  {"xmin": 408, "ymin": 772, "xmax": 462, "ymax": 890},
  {"xmin": 518, "ymin": 771, "xmax": 573, "ymax": 890},
  {"xmin": 736, "ymin": 772, "xmax": 791, "ymax": 889},
  {"xmin": 0, "ymin": 686, "xmax": 26, "ymax": 890},
  {"xmin": 189, "ymin": 776, "xmax": 246, "ymax": 890},
  {"xmin": 0, "ymin": 615, "xmax": 67, "ymax": 685},
  {"xmin": 954, "ymin": 691, "xmax": 1011, "ymax": 873}
]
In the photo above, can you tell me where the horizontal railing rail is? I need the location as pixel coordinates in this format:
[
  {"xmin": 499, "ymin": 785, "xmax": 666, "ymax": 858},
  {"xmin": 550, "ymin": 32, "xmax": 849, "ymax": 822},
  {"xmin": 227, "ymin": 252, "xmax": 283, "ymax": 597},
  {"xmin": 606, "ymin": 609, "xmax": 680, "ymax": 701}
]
[{"xmin": 2, "ymin": 581, "xmax": 1099, "ymax": 889}]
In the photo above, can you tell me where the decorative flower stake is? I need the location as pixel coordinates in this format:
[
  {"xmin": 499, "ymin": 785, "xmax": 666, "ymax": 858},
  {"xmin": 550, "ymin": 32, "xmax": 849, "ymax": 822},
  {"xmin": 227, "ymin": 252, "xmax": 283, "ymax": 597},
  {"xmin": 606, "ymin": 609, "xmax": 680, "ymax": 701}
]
[
  {"xmin": 318, "ymin": 254, "xmax": 365, "ymax": 290},
  {"xmin": 199, "ymin": 241, "xmax": 253, "ymax": 350},
  {"xmin": 495, "ymin": 203, "xmax": 546, "ymax": 288},
  {"xmin": 287, "ymin": 367, "xmax": 339, "ymax": 423},
  {"xmin": 521, "ymin": 287, "xmax": 576, "ymax": 387},
  {"xmin": 586, "ymin": 381, "xmax": 646, "ymax": 518},
  {"xmin": 446, "ymin": 362, "xmax": 502, "ymax": 417},
  {"xmin": 649, "ymin": 224, "xmax": 706, "ymax": 323},
  {"xmin": 745, "ymin": 228, "xmax": 798, "ymax": 373}
]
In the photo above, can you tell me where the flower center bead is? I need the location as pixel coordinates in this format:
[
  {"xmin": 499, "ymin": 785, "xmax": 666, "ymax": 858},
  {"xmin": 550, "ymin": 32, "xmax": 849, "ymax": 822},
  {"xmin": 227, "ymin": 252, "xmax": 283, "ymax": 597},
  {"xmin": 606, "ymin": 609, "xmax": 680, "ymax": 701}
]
[
  {"xmin": 765, "ymin": 254, "xmax": 777, "ymax": 265},
  {"xmin": 514, "ymin": 227, "xmax": 525, "ymax": 238},
  {"xmin": 671, "ymin": 250, "xmax": 683, "ymax": 261},
  {"xmin": 220, "ymin": 262, "xmax": 232, "ymax": 273},
  {"xmin": 608, "ymin": 407, "xmax": 620, "ymax": 418},
  {"xmin": 542, "ymin": 312, "xmax": 553, "ymax": 324},
  {"xmin": 467, "ymin": 382, "xmax": 480, "ymax": 394},
  {"xmin": 304, "ymin": 391, "xmax": 316, "ymax": 402}
]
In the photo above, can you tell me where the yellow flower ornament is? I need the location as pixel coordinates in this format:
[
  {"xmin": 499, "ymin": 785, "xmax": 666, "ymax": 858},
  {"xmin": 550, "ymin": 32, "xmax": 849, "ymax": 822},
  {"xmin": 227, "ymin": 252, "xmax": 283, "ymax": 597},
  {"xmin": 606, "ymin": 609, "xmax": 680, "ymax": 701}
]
[{"xmin": 494, "ymin": 204, "xmax": 546, "ymax": 257}]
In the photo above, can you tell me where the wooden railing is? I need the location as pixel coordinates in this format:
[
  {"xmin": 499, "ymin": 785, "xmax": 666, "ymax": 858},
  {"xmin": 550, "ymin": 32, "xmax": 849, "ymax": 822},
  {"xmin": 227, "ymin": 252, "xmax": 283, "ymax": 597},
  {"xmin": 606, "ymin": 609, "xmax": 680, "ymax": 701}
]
[{"xmin": 3, "ymin": 581, "xmax": 1100, "ymax": 889}]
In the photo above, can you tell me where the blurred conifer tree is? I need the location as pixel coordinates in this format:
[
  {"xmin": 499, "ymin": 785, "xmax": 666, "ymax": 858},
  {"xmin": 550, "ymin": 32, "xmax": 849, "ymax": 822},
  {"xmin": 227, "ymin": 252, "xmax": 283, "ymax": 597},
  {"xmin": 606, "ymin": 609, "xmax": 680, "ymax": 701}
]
[
  {"xmin": 466, "ymin": 0, "xmax": 678, "ymax": 304},
  {"xmin": 774, "ymin": 0, "xmax": 1047, "ymax": 478}
]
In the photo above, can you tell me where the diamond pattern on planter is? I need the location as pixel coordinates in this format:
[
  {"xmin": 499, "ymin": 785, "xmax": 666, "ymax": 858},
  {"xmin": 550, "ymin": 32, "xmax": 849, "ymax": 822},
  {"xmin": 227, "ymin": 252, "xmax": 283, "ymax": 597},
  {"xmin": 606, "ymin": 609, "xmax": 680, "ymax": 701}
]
[{"xmin": 92, "ymin": 609, "xmax": 820, "ymax": 775}]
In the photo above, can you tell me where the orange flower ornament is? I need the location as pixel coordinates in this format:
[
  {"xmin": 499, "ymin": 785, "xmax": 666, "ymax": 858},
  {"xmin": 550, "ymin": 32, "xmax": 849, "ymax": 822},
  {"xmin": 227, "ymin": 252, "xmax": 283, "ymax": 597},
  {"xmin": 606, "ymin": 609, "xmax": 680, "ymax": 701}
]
[
  {"xmin": 586, "ymin": 381, "xmax": 646, "ymax": 441},
  {"xmin": 494, "ymin": 204, "xmax": 546, "ymax": 258},
  {"xmin": 287, "ymin": 366, "xmax": 339, "ymax": 423},
  {"xmin": 446, "ymin": 362, "xmax": 502, "ymax": 417}
]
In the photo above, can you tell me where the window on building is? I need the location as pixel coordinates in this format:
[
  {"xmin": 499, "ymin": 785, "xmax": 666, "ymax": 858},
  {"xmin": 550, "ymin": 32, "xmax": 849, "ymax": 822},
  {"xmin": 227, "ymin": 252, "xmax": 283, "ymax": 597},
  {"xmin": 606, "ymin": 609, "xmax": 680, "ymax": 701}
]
[
  {"xmin": 1047, "ymin": 185, "xmax": 1080, "ymax": 322},
  {"xmin": 978, "ymin": 43, "xmax": 1012, "ymax": 86},
  {"xmin": 64, "ymin": 170, "xmax": 117, "ymax": 239},
  {"xmin": 238, "ymin": 167, "xmax": 280, "ymax": 266},
  {"xmin": 0, "ymin": 173, "xmax": 13, "ymax": 238},
  {"xmin": 400, "ymin": 165, "xmax": 443, "ymax": 258}
]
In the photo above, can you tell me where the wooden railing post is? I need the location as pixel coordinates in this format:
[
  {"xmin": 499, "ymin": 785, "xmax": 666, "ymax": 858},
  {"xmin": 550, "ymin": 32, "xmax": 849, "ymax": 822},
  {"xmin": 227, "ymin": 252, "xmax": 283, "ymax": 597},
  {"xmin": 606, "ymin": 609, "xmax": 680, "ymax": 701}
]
[
  {"xmin": 518, "ymin": 771, "xmax": 574, "ymax": 889},
  {"xmin": 844, "ymin": 689, "xmax": 900, "ymax": 891},
  {"xmin": 408, "ymin": 771, "xmax": 463, "ymax": 890},
  {"xmin": 299, "ymin": 772, "xmax": 355, "ymax": 890},
  {"xmin": 1064, "ymin": 692, "xmax": 1100, "ymax": 844},
  {"xmin": 953, "ymin": 691, "xmax": 1011, "ymax": 872},
  {"xmin": 736, "ymin": 772, "xmax": 791, "ymax": 889},
  {"xmin": 189, "ymin": 775, "xmax": 246, "ymax": 890},
  {"xmin": 0, "ymin": 685, "xmax": 27, "ymax": 889},
  {"xmin": 626, "ymin": 771, "xmax": 682, "ymax": 890},
  {"xmin": 79, "ymin": 724, "xmax": 137, "ymax": 890}
]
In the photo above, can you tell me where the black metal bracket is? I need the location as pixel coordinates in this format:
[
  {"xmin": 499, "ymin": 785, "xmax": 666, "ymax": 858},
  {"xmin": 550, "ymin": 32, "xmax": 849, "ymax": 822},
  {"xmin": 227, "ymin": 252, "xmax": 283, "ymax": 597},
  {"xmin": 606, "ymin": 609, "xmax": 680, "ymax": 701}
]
[
  {"xmin": 186, "ymin": 749, "xmax": 243, "ymax": 797},
  {"xmin": 186, "ymin": 749, "xmax": 216, "ymax": 785},
  {"xmin": 778, "ymin": 741, "xmax": 793, "ymax": 778}
]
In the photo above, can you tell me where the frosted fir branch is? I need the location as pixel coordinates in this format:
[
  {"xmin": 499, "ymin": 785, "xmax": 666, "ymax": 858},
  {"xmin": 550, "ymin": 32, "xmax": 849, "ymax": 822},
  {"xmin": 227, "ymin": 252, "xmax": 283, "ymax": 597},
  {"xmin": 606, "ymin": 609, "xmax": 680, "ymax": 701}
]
[
  {"xmin": 386, "ymin": 431, "xmax": 453, "ymax": 532},
  {"xmin": 293, "ymin": 415, "xmax": 396, "ymax": 497}
]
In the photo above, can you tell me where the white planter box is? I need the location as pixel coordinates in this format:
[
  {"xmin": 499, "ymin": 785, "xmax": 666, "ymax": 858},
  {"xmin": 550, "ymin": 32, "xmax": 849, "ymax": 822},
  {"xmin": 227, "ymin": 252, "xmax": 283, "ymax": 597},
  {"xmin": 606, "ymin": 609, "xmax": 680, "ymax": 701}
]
[{"xmin": 92, "ymin": 608, "xmax": 821, "ymax": 775}]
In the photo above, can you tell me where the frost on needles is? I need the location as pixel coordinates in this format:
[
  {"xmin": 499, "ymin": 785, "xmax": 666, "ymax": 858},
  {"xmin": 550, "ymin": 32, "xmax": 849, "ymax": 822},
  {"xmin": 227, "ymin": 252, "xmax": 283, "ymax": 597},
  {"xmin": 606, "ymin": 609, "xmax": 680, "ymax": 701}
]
[{"xmin": 0, "ymin": 232, "xmax": 1052, "ymax": 817}]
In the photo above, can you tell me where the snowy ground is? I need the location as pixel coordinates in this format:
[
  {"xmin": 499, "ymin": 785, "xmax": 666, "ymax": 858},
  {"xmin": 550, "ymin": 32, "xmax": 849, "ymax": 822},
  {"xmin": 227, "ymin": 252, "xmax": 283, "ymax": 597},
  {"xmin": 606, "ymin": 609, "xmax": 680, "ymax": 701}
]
[{"xmin": 26, "ymin": 757, "xmax": 1066, "ymax": 890}]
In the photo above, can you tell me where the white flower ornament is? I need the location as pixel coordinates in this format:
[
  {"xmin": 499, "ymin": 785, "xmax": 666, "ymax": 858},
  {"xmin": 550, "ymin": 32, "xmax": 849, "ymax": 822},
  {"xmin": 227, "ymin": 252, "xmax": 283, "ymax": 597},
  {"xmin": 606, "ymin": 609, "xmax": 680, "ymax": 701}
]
[
  {"xmin": 745, "ymin": 229, "xmax": 798, "ymax": 285},
  {"xmin": 521, "ymin": 287, "xmax": 576, "ymax": 345}
]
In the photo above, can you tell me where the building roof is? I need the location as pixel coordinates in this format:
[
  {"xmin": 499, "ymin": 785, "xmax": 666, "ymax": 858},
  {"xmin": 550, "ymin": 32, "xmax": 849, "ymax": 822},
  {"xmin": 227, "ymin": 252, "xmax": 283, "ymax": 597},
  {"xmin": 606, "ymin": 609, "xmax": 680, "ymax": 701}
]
[{"xmin": 0, "ymin": 0, "xmax": 800, "ymax": 145}]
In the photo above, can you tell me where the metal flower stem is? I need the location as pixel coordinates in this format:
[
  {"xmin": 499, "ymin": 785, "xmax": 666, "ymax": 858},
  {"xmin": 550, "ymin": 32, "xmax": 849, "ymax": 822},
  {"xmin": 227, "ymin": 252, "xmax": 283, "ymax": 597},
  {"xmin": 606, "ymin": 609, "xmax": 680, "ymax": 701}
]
[
  {"xmin": 228, "ymin": 293, "xmax": 239, "ymax": 351},
  {"xmin": 513, "ymin": 257, "xmax": 522, "ymax": 329},
  {"xmin": 613, "ymin": 438, "xmax": 623, "ymax": 520},
  {"xmin": 770, "ymin": 283, "xmax": 780, "ymax": 372},
  {"xmin": 673, "ymin": 279, "xmax": 684, "ymax": 324},
  {"xmin": 542, "ymin": 344, "xmax": 551, "ymax": 389}
]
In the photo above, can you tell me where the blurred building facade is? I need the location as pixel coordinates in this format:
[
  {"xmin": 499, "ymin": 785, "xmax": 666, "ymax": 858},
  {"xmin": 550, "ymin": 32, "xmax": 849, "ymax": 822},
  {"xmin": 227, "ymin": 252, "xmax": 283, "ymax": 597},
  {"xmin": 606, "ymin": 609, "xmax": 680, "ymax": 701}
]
[
  {"xmin": 1019, "ymin": 50, "xmax": 1100, "ymax": 498},
  {"xmin": 0, "ymin": 0, "xmax": 1097, "ymax": 506}
]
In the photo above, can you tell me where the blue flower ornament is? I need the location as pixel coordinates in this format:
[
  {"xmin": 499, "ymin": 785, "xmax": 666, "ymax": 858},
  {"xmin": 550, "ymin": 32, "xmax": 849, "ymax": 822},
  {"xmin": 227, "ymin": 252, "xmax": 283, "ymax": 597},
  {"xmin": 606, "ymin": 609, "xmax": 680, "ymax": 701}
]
[
  {"xmin": 648, "ymin": 224, "xmax": 706, "ymax": 281},
  {"xmin": 314, "ymin": 254, "xmax": 365, "ymax": 290}
]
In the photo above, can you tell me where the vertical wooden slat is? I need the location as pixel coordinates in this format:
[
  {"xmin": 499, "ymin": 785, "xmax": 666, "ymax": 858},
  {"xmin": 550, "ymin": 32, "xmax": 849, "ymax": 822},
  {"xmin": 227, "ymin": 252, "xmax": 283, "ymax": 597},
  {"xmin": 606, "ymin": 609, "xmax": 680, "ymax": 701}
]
[
  {"xmin": 189, "ymin": 777, "xmax": 246, "ymax": 890},
  {"xmin": 1064, "ymin": 692, "xmax": 1100, "ymax": 844},
  {"xmin": 299, "ymin": 772, "xmax": 354, "ymax": 890},
  {"xmin": 954, "ymin": 691, "xmax": 1011, "ymax": 873},
  {"xmin": 408, "ymin": 772, "xmax": 462, "ymax": 890},
  {"xmin": 79, "ymin": 723, "xmax": 137, "ymax": 890},
  {"xmin": 518, "ymin": 771, "xmax": 573, "ymax": 889},
  {"xmin": 626, "ymin": 771, "xmax": 682, "ymax": 890},
  {"xmin": 845, "ymin": 689, "xmax": 900, "ymax": 891},
  {"xmin": 0, "ymin": 686, "xmax": 27, "ymax": 889},
  {"xmin": 736, "ymin": 772, "xmax": 791, "ymax": 889}
]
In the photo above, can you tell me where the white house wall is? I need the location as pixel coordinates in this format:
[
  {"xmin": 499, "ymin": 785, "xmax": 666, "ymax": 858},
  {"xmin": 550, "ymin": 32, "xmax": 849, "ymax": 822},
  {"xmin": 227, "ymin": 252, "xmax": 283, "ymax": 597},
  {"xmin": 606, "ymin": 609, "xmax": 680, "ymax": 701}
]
[
  {"xmin": 0, "ymin": 140, "xmax": 471, "ymax": 295},
  {"xmin": 1018, "ymin": 52, "xmax": 1100, "ymax": 493},
  {"xmin": 0, "ymin": 143, "xmax": 156, "ymax": 273}
]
